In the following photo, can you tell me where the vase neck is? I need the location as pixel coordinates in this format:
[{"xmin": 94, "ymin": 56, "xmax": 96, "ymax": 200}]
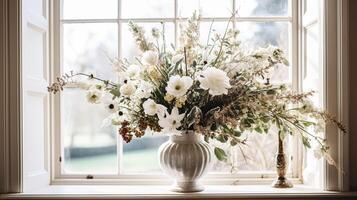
[{"xmin": 170, "ymin": 131, "xmax": 200, "ymax": 143}]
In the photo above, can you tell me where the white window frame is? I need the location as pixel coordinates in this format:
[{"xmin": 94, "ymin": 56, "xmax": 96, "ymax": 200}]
[
  {"xmin": 0, "ymin": 0, "xmax": 350, "ymax": 194},
  {"xmin": 50, "ymin": 0, "xmax": 301, "ymax": 185}
]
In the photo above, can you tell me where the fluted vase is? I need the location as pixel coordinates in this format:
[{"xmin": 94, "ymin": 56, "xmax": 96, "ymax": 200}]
[{"xmin": 158, "ymin": 131, "xmax": 212, "ymax": 193}]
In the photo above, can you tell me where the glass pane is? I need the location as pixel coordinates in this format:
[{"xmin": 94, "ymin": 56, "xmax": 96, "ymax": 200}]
[
  {"xmin": 178, "ymin": 0, "xmax": 233, "ymax": 18},
  {"xmin": 303, "ymin": 24, "xmax": 322, "ymax": 107},
  {"xmin": 122, "ymin": 134, "xmax": 168, "ymax": 173},
  {"xmin": 199, "ymin": 21, "xmax": 231, "ymax": 45},
  {"xmin": 62, "ymin": 0, "xmax": 118, "ymax": 19},
  {"xmin": 236, "ymin": 0, "xmax": 290, "ymax": 17},
  {"xmin": 62, "ymin": 23, "xmax": 118, "ymax": 174},
  {"xmin": 121, "ymin": 0, "xmax": 174, "ymax": 18},
  {"xmin": 61, "ymin": 89, "xmax": 118, "ymax": 174},
  {"xmin": 210, "ymin": 132, "xmax": 284, "ymax": 172},
  {"xmin": 63, "ymin": 23, "xmax": 117, "ymax": 79},
  {"xmin": 237, "ymin": 22, "xmax": 290, "ymax": 83},
  {"xmin": 121, "ymin": 22, "xmax": 175, "ymax": 62}
]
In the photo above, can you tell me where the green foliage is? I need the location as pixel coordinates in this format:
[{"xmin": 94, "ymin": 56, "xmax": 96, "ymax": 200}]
[
  {"xmin": 214, "ymin": 147, "xmax": 227, "ymax": 161},
  {"xmin": 109, "ymin": 88, "xmax": 120, "ymax": 98}
]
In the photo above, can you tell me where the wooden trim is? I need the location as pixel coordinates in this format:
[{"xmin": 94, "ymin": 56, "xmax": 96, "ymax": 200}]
[
  {"xmin": 0, "ymin": 0, "xmax": 23, "ymax": 194},
  {"xmin": 324, "ymin": 0, "xmax": 349, "ymax": 191},
  {"xmin": 337, "ymin": 0, "xmax": 349, "ymax": 192}
]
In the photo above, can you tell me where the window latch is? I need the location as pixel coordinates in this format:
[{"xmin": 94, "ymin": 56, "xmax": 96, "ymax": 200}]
[{"xmin": 86, "ymin": 175, "xmax": 94, "ymax": 179}]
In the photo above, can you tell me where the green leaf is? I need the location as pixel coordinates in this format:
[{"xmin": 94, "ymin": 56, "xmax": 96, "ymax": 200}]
[
  {"xmin": 302, "ymin": 121, "xmax": 315, "ymax": 127},
  {"xmin": 254, "ymin": 126, "xmax": 263, "ymax": 134},
  {"xmin": 230, "ymin": 140, "xmax": 238, "ymax": 146},
  {"xmin": 109, "ymin": 88, "xmax": 120, "ymax": 97},
  {"xmin": 261, "ymin": 116, "xmax": 271, "ymax": 123},
  {"xmin": 267, "ymin": 89, "xmax": 276, "ymax": 95},
  {"xmin": 204, "ymin": 135, "xmax": 210, "ymax": 143},
  {"xmin": 233, "ymin": 130, "xmax": 242, "ymax": 137},
  {"xmin": 216, "ymin": 134, "xmax": 228, "ymax": 143},
  {"xmin": 302, "ymin": 136, "xmax": 311, "ymax": 148},
  {"xmin": 214, "ymin": 147, "xmax": 227, "ymax": 161}
]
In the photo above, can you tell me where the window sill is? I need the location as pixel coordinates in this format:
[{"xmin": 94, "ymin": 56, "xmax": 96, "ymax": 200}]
[{"xmin": 2, "ymin": 185, "xmax": 357, "ymax": 200}]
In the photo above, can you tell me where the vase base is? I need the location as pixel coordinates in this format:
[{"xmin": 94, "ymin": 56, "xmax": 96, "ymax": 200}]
[
  {"xmin": 272, "ymin": 177, "xmax": 293, "ymax": 188},
  {"xmin": 171, "ymin": 181, "xmax": 204, "ymax": 193}
]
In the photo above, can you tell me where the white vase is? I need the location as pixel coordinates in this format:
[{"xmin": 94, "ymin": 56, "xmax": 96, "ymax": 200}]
[{"xmin": 158, "ymin": 131, "xmax": 212, "ymax": 193}]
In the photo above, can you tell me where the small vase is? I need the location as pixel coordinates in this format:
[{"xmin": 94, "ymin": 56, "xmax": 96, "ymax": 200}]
[
  {"xmin": 272, "ymin": 134, "xmax": 293, "ymax": 188},
  {"xmin": 158, "ymin": 131, "xmax": 212, "ymax": 193}
]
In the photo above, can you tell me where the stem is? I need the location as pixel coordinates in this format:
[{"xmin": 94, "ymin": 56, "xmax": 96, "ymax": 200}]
[
  {"xmin": 184, "ymin": 47, "xmax": 188, "ymax": 75},
  {"xmin": 76, "ymin": 72, "xmax": 117, "ymax": 87},
  {"xmin": 206, "ymin": 19, "xmax": 215, "ymax": 46},
  {"xmin": 162, "ymin": 22, "xmax": 166, "ymax": 54},
  {"xmin": 212, "ymin": 14, "xmax": 234, "ymax": 66},
  {"xmin": 275, "ymin": 113, "xmax": 325, "ymax": 147}
]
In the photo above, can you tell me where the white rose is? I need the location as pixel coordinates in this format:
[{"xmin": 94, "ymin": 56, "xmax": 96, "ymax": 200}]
[
  {"xmin": 120, "ymin": 82, "xmax": 136, "ymax": 97},
  {"xmin": 142, "ymin": 50, "xmax": 159, "ymax": 66},
  {"xmin": 197, "ymin": 67, "xmax": 231, "ymax": 96},
  {"xmin": 165, "ymin": 75, "xmax": 193, "ymax": 98}
]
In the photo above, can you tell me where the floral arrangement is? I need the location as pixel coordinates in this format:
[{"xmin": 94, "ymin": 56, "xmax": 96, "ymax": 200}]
[{"xmin": 48, "ymin": 13, "xmax": 346, "ymax": 167}]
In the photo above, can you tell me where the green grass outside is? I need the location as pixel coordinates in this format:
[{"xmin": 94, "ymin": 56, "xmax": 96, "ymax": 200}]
[{"xmin": 64, "ymin": 148, "xmax": 160, "ymax": 174}]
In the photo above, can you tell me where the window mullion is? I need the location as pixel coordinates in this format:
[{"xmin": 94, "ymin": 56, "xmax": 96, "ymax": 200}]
[
  {"xmin": 174, "ymin": 0, "xmax": 178, "ymax": 47},
  {"xmin": 232, "ymin": 0, "xmax": 236, "ymax": 29},
  {"xmin": 117, "ymin": 0, "xmax": 123, "ymax": 175}
]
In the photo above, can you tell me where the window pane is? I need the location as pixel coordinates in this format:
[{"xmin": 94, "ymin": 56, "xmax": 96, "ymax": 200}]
[
  {"xmin": 121, "ymin": 0, "xmax": 174, "ymax": 18},
  {"xmin": 121, "ymin": 22, "xmax": 175, "ymax": 62},
  {"xmin": 62, "ymin": 23, "xmax": 118, "ymax": 174},
  {"xmin": 210, "ymin": 132, "xmax": 285, "ymax": 172},
  {"xmin": 237, "ymin": 22, "xmax": 290, "ymax": 83},
  {"xmin": 303, "ymin": 24, "xmax": 323, "ymax": 107},
  {"xmin": 199, "ymin": 21, "xmax": 231, "ymax": 45},
  {"xmin": 61, "ymin": 89, "xmax": 118, "ymax": 174},
  {"xmin": 122, "ymin": 135, "xmax": 168, "ymax": 173},
  {"xmin": 236, "ymin": 0, "xmax": 290, "ymax": 17},
  {"xmin": 178, "ymin": 0, "xmax": 233, "ymax": 18},
  {"xmin": 62, "ymin": 0, "xmax": 118, "ymax": 19},
  {"xmin": 63, "ymin": 23, "xmax": 117, "ymax": 79}
]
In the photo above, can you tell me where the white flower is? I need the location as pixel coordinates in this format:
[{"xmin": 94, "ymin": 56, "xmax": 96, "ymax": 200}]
[
  {"xmin": 102, "ymin": 111, "xmax": 128, "ymax": 127},
  {"xmin": 197, "ymin": 67, "xmax": 231, "ymax": 96},
  {"xmin": 158, "ymin": 107, "xmax": 185, "ymax": 134},
  {"xmin": 165, "ymin": 75, "xmax": 193, "ymax": 98},
  {"xmin": 126, "ymin": 64, "xmax": 141, "ymax": 79},
  {"xmin": 120, "ymin": 82, "xmax": 136, "ymax": 97},
  {"xmin": 143, "ymin": 99, "xmax": 167, "ymax": 116},
  {"xmin": 141, "ymin": 50, "xmax": 159, "ymax": 66},
  {"xmin": 135, "ymin": 81, "xmax": 153, "ymax": 99},
  {"xmin": 106, "ymin": 103, "xmax": 119, "ymax": 113},
  {"xmin": 86, "ymin": 89, "xmax": 102, "ymax": 104},
  {"xmin": 102, "ymin": 97, "xmax": 119, "ymax": 113},
  {"xmin": 171, "ymin": 54, "xmax": 184, "ymax": 64}
]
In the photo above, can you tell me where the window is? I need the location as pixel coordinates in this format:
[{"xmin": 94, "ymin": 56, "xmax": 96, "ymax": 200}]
[
  {"xmin": 0, "ymin": 0, "xmax": 349, "ymax": 194},
  {"xmin": 54, "ymin": 0, "xmax": 299, "ymax": 181}
]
